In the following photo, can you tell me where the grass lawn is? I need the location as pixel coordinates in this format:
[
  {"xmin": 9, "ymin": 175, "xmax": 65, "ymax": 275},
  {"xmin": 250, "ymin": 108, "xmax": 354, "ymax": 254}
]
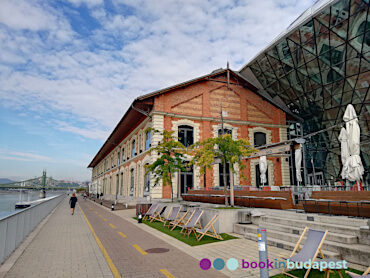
[
  {"xmin": 135, "ymin": 218, "xmax": 238, "ymax": 246},
  {"xmin": 271, "ymin": 268, "xmax": 362, "ymax": 278}
]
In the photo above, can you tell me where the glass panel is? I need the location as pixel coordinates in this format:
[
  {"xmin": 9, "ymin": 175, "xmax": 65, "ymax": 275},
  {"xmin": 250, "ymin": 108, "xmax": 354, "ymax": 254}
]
[
  {"xmin": 300, "ymin": 20, "xmax": 315, "ymax": 45},
  {"xmin": 332, "ymin": 18, "xmax": 348, "ymax": 40},
  {"xmin": 314, "ymin": 18, "xmax": 330, "ymax": 35},
  {"xmin": 316, "ymin": 5, "xmax": 331, "ymax": 28},
  {"xmin": 254, "ymin": 132, "xmax": 266, "ymax": 147}
]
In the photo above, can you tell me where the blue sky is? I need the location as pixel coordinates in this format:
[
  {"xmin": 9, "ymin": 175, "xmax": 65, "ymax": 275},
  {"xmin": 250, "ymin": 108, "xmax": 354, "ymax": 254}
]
[{"xmin": 0, "ymin": 0, "xmax": 315, "ymax": 182}]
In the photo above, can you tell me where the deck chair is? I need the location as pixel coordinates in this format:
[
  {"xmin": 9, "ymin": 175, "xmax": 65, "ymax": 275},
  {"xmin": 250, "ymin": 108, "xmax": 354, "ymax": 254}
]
[
  {"xmin": 149, "ymin": 205, "xmax": 167, "ymax": 223},
  {"xmin": 142, "ymin": 204, "xmax": 159, "ymax": 221},
  {"xmin": 180, "ymin": 210, "xmax": 203, "ymax": 237},
  {"xmin": 169, "ymin": 210, "xmax": 191, "ymax": 231},
  {"xmin": 346, "ymin": 266, "xmax": 370, "ymax": 278},
  {"xmin": 195, "ymin": 213, "xmax": 223, "ymax": 242},
  {"xmin": 281, "ymin": 227, "xmax": 328, "ymax": 278},
  {"xmin": 163, "ymin": 206, "xmax": 181, "ymax": 227}
]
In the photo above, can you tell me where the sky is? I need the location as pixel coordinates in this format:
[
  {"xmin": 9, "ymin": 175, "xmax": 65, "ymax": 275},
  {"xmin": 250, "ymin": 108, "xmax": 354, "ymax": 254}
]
[{"xmin": 0, "ymin": 0, "xmax": 316, "ymax": 182}]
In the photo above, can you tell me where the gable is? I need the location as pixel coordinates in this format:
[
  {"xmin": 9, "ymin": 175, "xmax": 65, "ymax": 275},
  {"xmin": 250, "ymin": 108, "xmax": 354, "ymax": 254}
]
[{"xmin": 210, "ymin": 86, "xmax": 241, "ymax": 120}]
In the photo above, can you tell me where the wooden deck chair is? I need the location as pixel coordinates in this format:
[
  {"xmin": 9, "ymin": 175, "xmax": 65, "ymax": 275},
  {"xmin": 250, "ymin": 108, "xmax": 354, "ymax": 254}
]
[
  {"xmin": 149, "ymin": 205, "xmax": 167, "ymax": 223},
  {"xmin": 346, "ymin": 266, "xmax": 370, "ymax": 278},
  {"xmin": 142, "ymin": 204, "xmax": 159, "ymax": 221},
  {"xmin": 180, "ymin": 210, "xmax": 203, "ymax": 237},
  {"xmin": 281, "ymin": 227, "xmax": 328, "ymax": 278},
  {"xmin": 169, "ymin": 210, "xmax": 190, "ymax": 231},
  {"xmin": 195, "ymin": 213, "xmax": 223, "ymax": 242},
  {"xmin": 163, "ymin": 206, "xmax": 181, "ymax": 227}
]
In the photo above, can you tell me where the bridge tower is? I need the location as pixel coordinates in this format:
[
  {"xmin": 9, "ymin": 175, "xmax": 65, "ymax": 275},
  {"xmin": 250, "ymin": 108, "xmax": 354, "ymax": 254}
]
[{"xmin": 39, "ymin": 169, "xmax": 46, "ymax": 198}]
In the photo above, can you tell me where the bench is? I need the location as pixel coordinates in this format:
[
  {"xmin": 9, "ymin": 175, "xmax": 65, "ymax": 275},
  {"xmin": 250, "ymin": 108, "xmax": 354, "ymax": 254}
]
[
  {"xmin": 182, "ymin": 189, "xmax": 293, "ymax": 209},
  {"xmin": 300, "ymin": 191, "xmax": 370, "ymax": 217}
]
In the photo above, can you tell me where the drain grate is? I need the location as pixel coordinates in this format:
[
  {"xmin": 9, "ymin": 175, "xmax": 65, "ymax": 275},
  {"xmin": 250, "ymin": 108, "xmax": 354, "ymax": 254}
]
[{"xmin": 145, "ymin": 248, "xmax": 170, "ymax": 254}]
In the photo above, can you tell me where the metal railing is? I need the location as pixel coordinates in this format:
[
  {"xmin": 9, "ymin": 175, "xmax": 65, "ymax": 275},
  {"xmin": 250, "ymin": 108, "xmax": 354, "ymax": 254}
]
[{"xmin": 0, "ymin": 194, "xmax": 65, "ymax": 265}]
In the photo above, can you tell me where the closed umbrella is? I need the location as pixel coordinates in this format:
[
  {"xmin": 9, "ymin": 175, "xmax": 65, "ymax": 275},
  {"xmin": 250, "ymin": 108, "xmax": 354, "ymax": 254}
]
[
  {"xmin": 338, "ymin": 127, "xmax": 349, "ymax": 179},
  {"xmin": 259, "ymin": 156, "xmax": 267, "ymax": 186},
  {"xmin": 342, "ymin": 104, "xmax": 364, "ymax": 183},
  {"xmin": 295, "ymin": 145, "xmax": 302, "ymax": 185}
]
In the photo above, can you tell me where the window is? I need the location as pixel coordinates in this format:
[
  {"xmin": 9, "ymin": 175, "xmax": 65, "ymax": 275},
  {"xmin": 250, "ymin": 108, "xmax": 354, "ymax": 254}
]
[
  {"xmin": 218, "ymin": 128, "xmax": 232, "ymax": 136},
  {"xmin": 145, "ymin": 131, "xmax": 151, "ymax": 150},
  {"xmin": 254, "ymin": 132, "xmax": 266, "ymax": 147},
  {"xmin": 180, "ymin": 164, "xmax": 193, "ymax": 194},
  {"xmin": 178, "ymin": 125, "xmax": 193, "ymax": 147},
  {"xmin": 132, "ymin": 140, "xmax": 136, "ymax": 157},
  {"xmin": 144, "ymin": 165, "xmax": 150, "ymax": 197},
  {"xmin": 130, "ymin": 169, "xmax": 134, "ymax": 196},
  {"xmin": 122, "ymin": 148, "xmax": 125, "ymax": 162},
  {"xmin": 111, "ymin": 157, "xmax": 113, "ymax": 168},
  {"xmin": 120, "ymin": 172, "xmax": 124, "ymax": 195},
  {"xmin": 219, "ymin": 163, "xmax": 230, "ymax": 188},
  {"xmin": 117, "ymin": 151, "xmax": 120, "ymax": 165}
]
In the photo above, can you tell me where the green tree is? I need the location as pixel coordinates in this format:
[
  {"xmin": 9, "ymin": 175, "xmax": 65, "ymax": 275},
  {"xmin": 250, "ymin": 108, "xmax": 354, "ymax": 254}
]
[
  {"xmin": 189, "ymin": 134, "xmax": 255, "ymax": 207},
  {"xmin": 145, "ymin": 129, "xmax": 186, "ymax": 202}
]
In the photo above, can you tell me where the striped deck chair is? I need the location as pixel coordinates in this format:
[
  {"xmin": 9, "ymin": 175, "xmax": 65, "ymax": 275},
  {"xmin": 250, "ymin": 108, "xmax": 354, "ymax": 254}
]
[
  {"xmin": 195, "ymin": 213, "xmax": 223, "ymax": 242},
  {"xmin": 163, "ymin": 206, "xmax": 181, "ymax": 227},
  {"xmin": 281, "ymin": 227, "xmax": 328, "ymax": 278},
  {"xmin": 346, "ymin": 266, "xmax": 370, "ymax": 278},
  {"xmin": 149, "ymin": 205, "xmax": 167, "ymax": 223},
  {"xmin": 180, "ymin": 210, "xmax": 203, "ymax": 237},
  {"xmin": 169, "ymin": 210, "xmax": 191, "ymax": 231},
  {"xmin": 142, "ymin": 204, "xmax": 159, "ymax": 221}
]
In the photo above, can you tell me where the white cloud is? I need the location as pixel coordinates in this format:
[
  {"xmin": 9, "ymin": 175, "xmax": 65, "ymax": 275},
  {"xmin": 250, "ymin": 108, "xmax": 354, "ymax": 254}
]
[{"xmin": 0, "ymin": 149, "xmax": 53, "ymax": 162}]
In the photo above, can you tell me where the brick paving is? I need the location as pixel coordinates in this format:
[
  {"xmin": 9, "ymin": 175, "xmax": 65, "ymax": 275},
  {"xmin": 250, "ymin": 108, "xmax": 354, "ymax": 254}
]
[{"xmin": 79, "ymin": 200, "xmax": 226, "ymax": 278}]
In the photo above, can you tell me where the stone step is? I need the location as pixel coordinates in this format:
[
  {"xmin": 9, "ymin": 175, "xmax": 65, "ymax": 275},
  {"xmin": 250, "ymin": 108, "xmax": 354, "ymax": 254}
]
[
  {"xmin": 243, "ymin": 231, "xmax": 341, "ymax": 260},
  {"xmin": 261, "ymin": 215, "xmax": 360, "ymax": 236},
  {"xmin": 258, "ymin": 222, "xmax": 358, "ymax": 245},
  {"xmin": 234, "ymin": 223, "xmax": 358, "ymax": 245},
  {"xmin": 241, "ymin": 226, "xmax": 370, "ymax": 266},
  {"xmin": 258, "ymin": 208, "xmax": 368, "ymax": 227}
]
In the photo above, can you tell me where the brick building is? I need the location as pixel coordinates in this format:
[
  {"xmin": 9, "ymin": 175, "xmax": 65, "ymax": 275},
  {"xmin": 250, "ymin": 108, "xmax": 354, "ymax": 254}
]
[{"xmin": 88, "ymin": 69, "xmax": 293, "ymax": 200}]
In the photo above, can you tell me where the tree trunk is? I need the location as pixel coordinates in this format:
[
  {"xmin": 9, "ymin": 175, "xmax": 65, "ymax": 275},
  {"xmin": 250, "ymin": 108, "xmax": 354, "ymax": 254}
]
[
  {"xmin": 169, "ymin": 171, "xmax": 173, "ymax": 202},
  {"xmin": 222, "ymin": 157, "xmax": 228, "ymax": 207}
]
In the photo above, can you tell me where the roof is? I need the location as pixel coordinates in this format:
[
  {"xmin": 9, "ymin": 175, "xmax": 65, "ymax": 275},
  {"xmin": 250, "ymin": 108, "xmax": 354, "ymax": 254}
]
[{"xmin": 88, "ymin": 68, "xmax": 292, "ymax": 168}]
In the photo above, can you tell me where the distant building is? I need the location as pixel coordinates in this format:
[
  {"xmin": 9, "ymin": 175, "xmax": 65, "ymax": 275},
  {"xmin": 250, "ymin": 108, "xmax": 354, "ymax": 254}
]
[{"xmin": 88, "ymin": 69, "xmax": 292, "ymax": 200}]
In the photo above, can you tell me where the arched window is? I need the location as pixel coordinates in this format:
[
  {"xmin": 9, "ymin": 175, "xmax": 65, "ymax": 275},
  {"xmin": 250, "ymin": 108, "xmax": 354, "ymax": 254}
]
[
  {"xmin": 180, "ymin": 164, "xmax": 193, "ymax": 194},
  {"xmin": 130, "ymin": 169, "xmax": 134, "ymax": 196},
  {"xmin": 178, "ymin": 125, "xmax": 194, "ymax": 147},
  {"xmin": 117, "ymin": 151, "xmax": 120, "ymax": 165},
  {"xmin": 218, "ymin": 128, "xmax": 232, "ymax": 137},
  {"xmin": 145, "ymin": 131, "xmax": 151, "ymax": 150},
  {"xmin": 132, "ymin": 140, "xmax": 136, "ymax": 157},
  {"xmin": 254, "ymin": 132, "xmax": 266, "ymax": 147},
  {"xmin": 122, "ymin": 148, "xmax": 125, "ymax": 162},
  {"xmin": 219, "ymin": 162, "xmax": 230, "ymax": 188},
  {"xmin": 144, "ymin": 164, "xmax": 150, "ymax": 197}
]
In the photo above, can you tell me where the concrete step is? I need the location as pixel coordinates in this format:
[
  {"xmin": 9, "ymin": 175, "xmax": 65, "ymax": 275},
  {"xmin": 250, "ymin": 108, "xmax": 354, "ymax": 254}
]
[
  {"xmin": 234, "ymin": 223, "xmax": 358, "ymax": 245},
  {"xmin": 243, "ymin": 231, "xmax": 341, "ymax": 260},
  {"xmin": 261, "ymin": 215, "xmax": 360, "ymax": 236},
  {"xmin": 258, "ymin": 222, "xmax": 358, "ymax": 245},
  {"xmin": 240, "ymin": 225, "xmax": 370, "ymax": 266},
  {"xmin": 258, "ymin": 208, "xmax": 368, "ymax": 227}
]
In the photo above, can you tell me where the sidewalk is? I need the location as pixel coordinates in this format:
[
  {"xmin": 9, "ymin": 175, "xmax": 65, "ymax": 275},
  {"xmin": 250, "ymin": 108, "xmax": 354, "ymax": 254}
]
[{"xmin": 0, "ymin": 197, "xmax": 113, "ymax": 278}]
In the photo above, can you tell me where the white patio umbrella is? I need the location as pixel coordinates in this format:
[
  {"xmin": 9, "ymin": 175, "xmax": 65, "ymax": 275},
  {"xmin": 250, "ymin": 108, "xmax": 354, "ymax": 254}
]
[
  {"xmin": 338, "ymin": 127, "xmax": 349, "ymax": 179},
  {"xmin": 295, "ymin": 145, "xmax": 302, "ymax": 185},
  {"xmin": 342, "ymin": 104, "xmax": 364, "ymax": 184},
  {"xmin": 259, "ymin": 156, "xmax": 267, "ymax": 186}
]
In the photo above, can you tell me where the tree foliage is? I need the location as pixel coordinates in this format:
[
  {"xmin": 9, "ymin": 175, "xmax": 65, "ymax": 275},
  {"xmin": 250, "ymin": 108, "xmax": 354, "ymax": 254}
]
[
  {"xmin": 189, "ymin": 134, "xmax": 256, "ymax": 207},
  {"xmin": 145, "ymin": 129, "xmax": 186, "ymax": 202}
]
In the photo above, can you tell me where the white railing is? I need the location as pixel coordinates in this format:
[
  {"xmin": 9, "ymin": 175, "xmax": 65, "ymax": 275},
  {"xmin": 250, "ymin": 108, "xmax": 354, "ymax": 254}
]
[{"xmin": 0, "ymin": 194, "xmax": 65, "ymax": 265}]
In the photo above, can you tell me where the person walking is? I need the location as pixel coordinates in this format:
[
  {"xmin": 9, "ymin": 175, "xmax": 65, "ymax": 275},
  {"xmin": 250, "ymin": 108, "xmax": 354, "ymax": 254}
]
[{"xmin": 69, "ymin": 193, "xmax": 78, "ymax": 215}]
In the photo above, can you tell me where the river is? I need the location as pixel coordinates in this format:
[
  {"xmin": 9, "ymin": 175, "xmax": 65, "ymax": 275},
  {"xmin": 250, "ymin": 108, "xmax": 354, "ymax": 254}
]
[{"xmin": 0, "ymin": 190, "xmax": 62, "ymax": 219}]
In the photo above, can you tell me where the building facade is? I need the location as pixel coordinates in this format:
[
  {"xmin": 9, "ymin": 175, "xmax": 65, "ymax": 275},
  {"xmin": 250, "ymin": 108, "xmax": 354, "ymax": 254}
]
[
  {"xmin": 239, "ymin": 0, "xmax": 369, "ymax": 185},
  {"xmin": 88, "ymin": 69, "xmax": 291, "ymax": 200}
]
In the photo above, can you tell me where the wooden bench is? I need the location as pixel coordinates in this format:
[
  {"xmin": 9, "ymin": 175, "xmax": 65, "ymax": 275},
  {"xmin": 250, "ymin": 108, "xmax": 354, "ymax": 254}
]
[
  {"xmin": 182, "ymin": 189, "xmax": 294, "ymax": 209},
  {"xmin": 300, "ymin": 191, "xmax": 370, "ymax": 217}
]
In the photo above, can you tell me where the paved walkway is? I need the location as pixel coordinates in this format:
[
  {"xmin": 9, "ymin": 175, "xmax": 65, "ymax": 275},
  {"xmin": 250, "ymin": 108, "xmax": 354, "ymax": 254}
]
[{"xmin": 8, "ymin": 197, "xmax": 364, "ymax": 277}]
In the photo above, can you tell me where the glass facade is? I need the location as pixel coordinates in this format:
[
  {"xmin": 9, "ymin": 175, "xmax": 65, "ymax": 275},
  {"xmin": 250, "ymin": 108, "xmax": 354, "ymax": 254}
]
[{"xmin": 242, "ymin": 0, "xmax": 369, "ymax": 184}]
